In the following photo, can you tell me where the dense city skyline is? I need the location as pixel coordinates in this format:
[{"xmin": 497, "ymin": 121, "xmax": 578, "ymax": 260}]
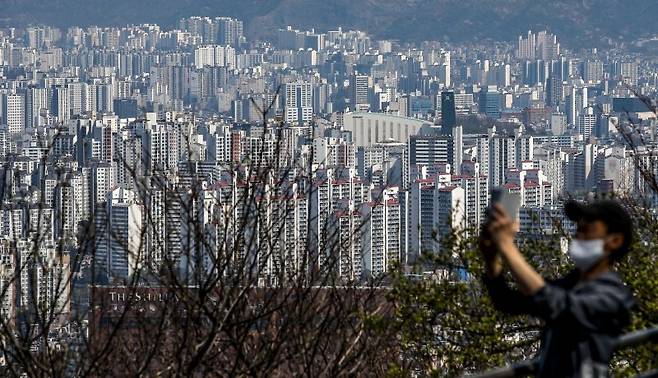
[
  {"xmin": 0, "ymin": 11, "xmax": 657, "ymax": 375},
  {"xmin": 0, "ymin": 14, "xmax": 656, "ymax": 289}
]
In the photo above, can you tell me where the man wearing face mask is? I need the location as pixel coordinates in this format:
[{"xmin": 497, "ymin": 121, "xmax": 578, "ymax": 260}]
[{"xmin": 480, "ymin": 199, "xmax": 635, "ymax": 378}]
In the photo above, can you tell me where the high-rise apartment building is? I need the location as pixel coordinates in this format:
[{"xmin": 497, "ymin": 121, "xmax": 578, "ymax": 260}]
[
  {"xmin": 409, "ymin": 133, "xmax": 454, "ymax": 169},
  {"xmin": 194, "ymin": 45, "xmax": 236, "ymax": 69},
  {"xmin": 94, "ymin": 188, "xmax": 145, "ymax": 281},
  {"xmin": 441, "ymin": 91, "xmax": 456, "ymax": 130},
  {"xmin": 517, "ymin": 30, "xmax": 560, "ymax": 60},
  {"xmin": 479, "ymin": 86, "xmax": 501, "ymax": 119},
  {"xmin": 550, "ymin": 112, "xmax": 568, "ymax": 135},
  {"xmin": 536, "ymin": 31, "xmax": 560, "ymax": 60},
  {"xmin": 362, "ymin": 190, "xmax": 400, "ymax": 277},
  {"xmin": 517, "ymin": 31, "xmax": 536, "ymax": 60},
  {"xmin": 51, "ymin": 85, "xmax": 70, "ymax": 122},
  {"xmin": 567, "ymin": 86, "xmax": 588, "ymax": 126},
  {"xmin": 582, "ymin": 60, "xmax": 604, "ymax": 84},
  {"xmin": 24, "ymin": 87, "xmax": 49, "ymax": 129},
  {"xmin": 285, "ymin": 81, "xmax": 313, "ymax": 124},
  {"xmin": 578, "ymin": 106, "xmax": 597, "ymax": 140},
  {"xmin": 350, "ymin": 74, "xmax": 370, "ymax": 112},
  {"xmin": 2, "ymin": 93, "xmax": 25, "ymax": 134},
  {"xmin": 614, "ymin": 61, "xmax": 639, "ymax": 86},
  {"xmin": 438, "ymin": 49, "xmax": 451, "ymax": 88},
  {"xmin": 215, "ymin": 17, "xmax": 243, "ymax": 46},
  {"xmin": 433, "ymin": 185, "xmax": 465, "ymax": 250}
]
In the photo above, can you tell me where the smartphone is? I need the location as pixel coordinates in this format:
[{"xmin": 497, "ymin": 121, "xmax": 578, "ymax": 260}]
[{"xmin": 490, "ymin": 187, "xmax": 521, "ymax": 221}]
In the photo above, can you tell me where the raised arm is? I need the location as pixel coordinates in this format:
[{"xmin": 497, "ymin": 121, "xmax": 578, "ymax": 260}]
[
  {"xmin": 487, "ymin": 204, "xmax": 545, "ymax": 296},
  {"xmin": 479, "ymin": 222, "xmax": 533, "ymax": 315}
]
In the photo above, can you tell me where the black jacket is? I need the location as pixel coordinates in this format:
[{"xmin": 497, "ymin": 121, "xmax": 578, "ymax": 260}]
[{"xmin": 484, "ymin": 270, "xmax": 635, "ymax": 378}]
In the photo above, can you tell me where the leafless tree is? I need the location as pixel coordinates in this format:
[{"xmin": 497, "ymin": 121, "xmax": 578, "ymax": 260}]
[{"xmin": 0, "ymin": 87, "xmax": 401, "ymax": 377}]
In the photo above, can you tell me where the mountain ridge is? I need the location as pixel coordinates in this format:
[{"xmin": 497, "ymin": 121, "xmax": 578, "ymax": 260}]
[{"xmin": 0, "ymin": 0, "xmax": 657, "ymax": 47}]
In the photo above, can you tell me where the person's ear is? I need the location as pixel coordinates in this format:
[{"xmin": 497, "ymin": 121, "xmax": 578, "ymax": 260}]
[{"xmin": 605, "ymin": 233, "xmax": 624, "ymax": 254}]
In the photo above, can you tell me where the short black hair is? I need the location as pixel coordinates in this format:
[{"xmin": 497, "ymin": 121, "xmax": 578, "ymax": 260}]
[{"xmin": 565, "ymin": 199, "xmax": 633, "ymax": 261}]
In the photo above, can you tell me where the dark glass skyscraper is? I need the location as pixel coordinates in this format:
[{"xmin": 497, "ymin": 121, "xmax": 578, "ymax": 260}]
[
  {"xmin": 441, "ymin": 91, "xmax": 456, "ymax": 133},
  {"xmin": 113, "ymin": 99, "xmax": 139, "ymax": 119}
]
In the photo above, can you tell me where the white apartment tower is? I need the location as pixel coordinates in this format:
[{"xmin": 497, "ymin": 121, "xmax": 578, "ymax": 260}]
[
  {"xmin": 578, "ymin": 106, "xmax": 597, "ymax": 140},
  {"xmin": 285, "ymin": 81, "xmax": 313, "ymax": 124},
  {"xmin": 94, "ymin": 188, "xmax": 145, "ymax": 281},
  {"xmin": 433, "ymin": 186, "xmax": 466, "ymax": 252},
  {"xmin": 2, "ymin": 93, "xmax": 25, "ymax": 134},
  {"xmin": 362, "ymin": 189, "xmax": 401, "ymax": 277}
]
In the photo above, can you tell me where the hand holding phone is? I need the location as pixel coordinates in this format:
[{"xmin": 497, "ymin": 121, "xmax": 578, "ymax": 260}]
[{"xmin": 490, "ymin": 187, "xmax": 520, "ymax": 221}]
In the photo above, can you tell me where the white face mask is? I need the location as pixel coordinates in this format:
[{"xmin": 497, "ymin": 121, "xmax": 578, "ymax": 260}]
[{"xmin": 568, "ymin": 239, "xmax": 606, "ymax": 272}]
